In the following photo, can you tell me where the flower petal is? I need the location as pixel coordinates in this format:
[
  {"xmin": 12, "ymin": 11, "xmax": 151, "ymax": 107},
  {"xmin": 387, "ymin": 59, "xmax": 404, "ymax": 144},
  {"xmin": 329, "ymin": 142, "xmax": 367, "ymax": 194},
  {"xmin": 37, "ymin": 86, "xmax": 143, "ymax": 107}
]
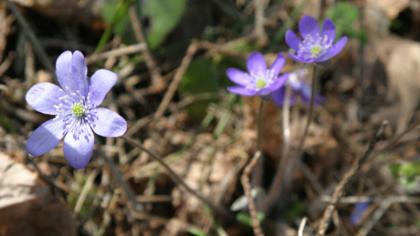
[
  {"xmin": 246, "ymin": 52, "xmax": 266, "ymax": 75},
  {"xmin": 63, "ymin": 123, "xmax": 94, "ymax": 169},
  {"xmin": 90, "ymin": 108, "xmax": 127, "ymax": 137},
  {"xmin": 316, "ymin": 36, "xmax": 348, "ymax": 62},
  {"xmin": 56, "ymin": 50, "xmax": 88, "ymax": 95},
  {"xmin": 270, "ymin": 53, "xmax": 286, "ymax": 76},
  {"xmin": 26, "ymin": 118, "xmax": 65, "ymax": 157},
  {"xmin": 285, "ymin": 30, "xmax": 301, "ymax": 51},
  {"xmin": 272, "ymin": 87, "xmax": 297, "ymax": 106},
  {"xmin": 227, "ymin": 86, "xmax": 256, "ymax": 96},
  {"xmin": 26, "ymin": 82, "xmax": 66, "ymax": 115},
  {"xmin": 259, "ymin": 73, "xmax": 288, "ymax": 95},
  {"xmin": 321, "ymin": 19, "xmax": 336, "ymax": 41},
  {"xmin": 288, "ymin": 52, "xmax": 316, "ymax": 64},
  {"xmin": 88, "ymin": 69, "xmax": 117, "ymax": 107},
  {"xmin": 226, "ymin": 68, "xmax": 250, "ymax": 86},
  {"xmin": 299, "ymin": 15, "xmax": 319, "ymax": 36}
]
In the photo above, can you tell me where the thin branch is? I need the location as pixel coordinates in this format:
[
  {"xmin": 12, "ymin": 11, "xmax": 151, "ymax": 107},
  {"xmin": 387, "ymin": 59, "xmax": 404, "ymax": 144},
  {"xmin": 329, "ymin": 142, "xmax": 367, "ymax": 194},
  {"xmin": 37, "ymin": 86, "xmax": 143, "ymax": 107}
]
[
  {"xmin": 253, "ymin": 0, "xmax": 268, "ymax": 46},
  {"xmin": 86, "ymin": 43, "xmax": 146, "ymax": 64},
  {"xmin": 316, "ymin": 121, "xmax": 388, "ymax": 236},
  {"xmin": 122, "ymin": 136, "xmax": 234, "ymax": 221},
  {"xmin": 241, "ymin": 151, "xmax": 264, "ymax": 236},
  {"xmin": 154, "ymin": 41, "xmax": 200, "ymax": 119},
  {"xmin": 129, "ymin": 6, "xmax": 164, "ymax": 92}
]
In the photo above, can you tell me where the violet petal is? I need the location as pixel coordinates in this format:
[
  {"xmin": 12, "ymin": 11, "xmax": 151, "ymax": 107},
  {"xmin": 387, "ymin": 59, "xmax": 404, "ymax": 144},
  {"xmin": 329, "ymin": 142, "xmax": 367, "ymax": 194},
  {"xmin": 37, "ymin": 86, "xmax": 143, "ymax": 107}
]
[
  {"xmin": 226, "ymin": 68, "xmax": 250, "ymax": 87},
  {"xmin": 88, "ymin": 69, "xmax": 117, "ymax": 107},
  {"xmin": 270, "ymin": 54, "xmax": 286, "ymax": 76},
  {"xmin": 285, "ymin": 30, "xmax": 301, "ymax": 51},
  {"xmin": 25, "ymin": 82, "xmax": 66, "ymax": 115},
  {"xmin": 227, "ymin": 86, "xmax": 256, "ymax": 96},
  {"xmin": 299, "ymin": 15, "xmax": 319, "ymax": 36},
  {"xmin": 316, "ymin": 36, "xmax": 348, "ymax": 62},
  {"xmin": 63, "ymin": 123, "xmax": 94, "ymax": 169},
  {"xmin": 26, "ymin": 118, "xmax": 66, "ymax": 157},
  {"xmin": 246, "ymin": 52, "xmax": 267, "ymax": 75},
  {"xmin": 90, "ymin": 108, "xmax": 127, "ymax": 137}
]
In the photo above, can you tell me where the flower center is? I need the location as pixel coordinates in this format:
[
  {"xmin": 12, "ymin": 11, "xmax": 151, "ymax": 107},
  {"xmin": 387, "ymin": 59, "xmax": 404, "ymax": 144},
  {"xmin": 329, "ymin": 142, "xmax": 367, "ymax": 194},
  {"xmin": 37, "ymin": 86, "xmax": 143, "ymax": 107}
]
[
  {"xmin": 310, "ymin": 45, "xmax": 323, "ymax": 57},
  {"xmin": 255, "ymin": 78, "xmax": 267, "ymax": 89},
  {"xmin": 71, "ymin": 103, "xmax": 85, "ymax": 117}
]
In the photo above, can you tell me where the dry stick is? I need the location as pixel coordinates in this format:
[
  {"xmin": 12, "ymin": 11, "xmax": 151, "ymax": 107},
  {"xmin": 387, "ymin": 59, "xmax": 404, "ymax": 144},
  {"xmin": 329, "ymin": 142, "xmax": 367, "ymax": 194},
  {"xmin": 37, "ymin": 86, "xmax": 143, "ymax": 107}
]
[
  {"xmin": 316, "ymin": 121, "xmax": 388, "ymax": 236},
  {"xmin": 253, "ymin": 0, "xmax": 268, "ymax": 46},
  {"xmin": 241, "ymin": 151, "xmax": 264, "ymax": 236},
  {"xmin": 86, "ymin": 43, "xmax": 146, "ymax": 64},
  {"xmin": 129, "ymin": 6, "xmax": 164, "ymax": 91},
  {"xmin": 122, "ymin": 136, "xmax": 234, "ymax": 221},
  {"xmin": 5, "ymin": 0, "xmax": 54, "ymax": 73},
  {"xmin": 263, "ymin": 66, "xmax": 319, "ymax": 212},
  {"xmin": 154, "ymin": 42, "xmax": 199, "ymax": 119}
]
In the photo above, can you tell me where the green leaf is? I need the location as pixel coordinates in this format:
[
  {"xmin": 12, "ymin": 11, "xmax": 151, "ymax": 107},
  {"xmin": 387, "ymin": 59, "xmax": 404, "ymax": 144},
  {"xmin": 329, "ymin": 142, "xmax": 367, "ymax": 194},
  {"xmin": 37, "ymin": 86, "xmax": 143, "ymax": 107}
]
[
  {"xmin": 140, "ymin": 0, "xmax": 187, "ymax": 48},
  {"xmin": 236, "ymin": 212, "xmax": 265, "ymax": 227},
  {"xmin": 179, "ymin": 57, "xmax": 220, "ymax": 121},
  {"xmin": 326, "ymin": 2, "xmax": 361, "ymax": 39}
]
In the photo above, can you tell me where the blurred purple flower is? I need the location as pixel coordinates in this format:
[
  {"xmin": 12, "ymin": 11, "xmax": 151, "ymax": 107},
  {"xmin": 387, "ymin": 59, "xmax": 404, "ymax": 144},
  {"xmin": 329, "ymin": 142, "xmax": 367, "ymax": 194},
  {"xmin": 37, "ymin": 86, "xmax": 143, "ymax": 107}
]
[
  {"xmin": 350, "ymin": 201, "xmax": 370, "ymax": 225},
  {"xmin": 26, "ymin": 51, "xmax": 127, "ymax": 169},
  {"xmin": 226, "ymin": 52, "xmax": 288, "ymax": 97},
  {"xmin": 272, "ymin": 69, "xmax": 324, "ymax": 106},
  {"xmin": 285, "ymin": 15, "xmax": 348, "ymax": 63}
]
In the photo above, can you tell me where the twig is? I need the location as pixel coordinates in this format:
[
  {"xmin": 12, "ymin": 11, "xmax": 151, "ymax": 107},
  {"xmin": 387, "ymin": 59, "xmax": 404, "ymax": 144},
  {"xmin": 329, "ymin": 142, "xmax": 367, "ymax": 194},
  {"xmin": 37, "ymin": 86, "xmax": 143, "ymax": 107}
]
[
  {"xmin": 86, "ymin": 43, "xmax": 146, "ymax": 64},
  {"xmin": 241, "ymin": 151, "xmax": 264, "ymax": 236},
  {"xmin": 253, "ymin": 0, "xmax": 268, "ymax": 46},
  {"xmin": 316, "ymin": 121, "xmax": 388, "ymax": 236},
  {"xmin": 298, "ymin": 217, "xmax": 308, "ymax": 236},
  {"xmin": 122, "ymin": 136, "xmax": 234, "ymax": 221},
  {"xmin": 129, "ymin": 6, "xmax": 164, "ymax": 92},
  {"xmin": 154, "ymin": 42, "xmax": 200, "ymax": 119},
  {"xmin": 5, "ymin": 0, "xmax": 54, "ymax": 73}
]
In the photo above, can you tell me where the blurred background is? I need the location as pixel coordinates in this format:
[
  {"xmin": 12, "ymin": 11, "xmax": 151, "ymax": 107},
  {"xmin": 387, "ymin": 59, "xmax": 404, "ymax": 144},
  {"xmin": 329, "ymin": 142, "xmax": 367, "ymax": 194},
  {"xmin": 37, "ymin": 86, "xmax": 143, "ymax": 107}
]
[{"xmin": 0, "ymin": 0, "xmax": 419, "ymax": 235}]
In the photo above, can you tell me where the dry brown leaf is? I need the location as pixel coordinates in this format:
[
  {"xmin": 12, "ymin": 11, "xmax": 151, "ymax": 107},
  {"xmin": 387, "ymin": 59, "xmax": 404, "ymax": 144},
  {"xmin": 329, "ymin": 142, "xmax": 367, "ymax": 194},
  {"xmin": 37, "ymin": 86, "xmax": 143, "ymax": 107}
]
[
  {"xmin": 0, "ymin": 153, "xmax": 77, "ymax": 236},
  {"xmin": 372, "ymin": 36, "xmax": 420, "ymax": 132}
]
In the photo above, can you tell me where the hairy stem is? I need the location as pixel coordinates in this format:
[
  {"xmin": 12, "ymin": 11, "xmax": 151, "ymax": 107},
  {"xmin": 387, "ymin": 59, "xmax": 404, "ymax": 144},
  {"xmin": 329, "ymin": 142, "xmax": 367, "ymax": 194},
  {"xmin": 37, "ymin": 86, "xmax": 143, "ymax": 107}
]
[{"xmin": 262, "ymin": 66, "xmax": 318, "ymax": 212}]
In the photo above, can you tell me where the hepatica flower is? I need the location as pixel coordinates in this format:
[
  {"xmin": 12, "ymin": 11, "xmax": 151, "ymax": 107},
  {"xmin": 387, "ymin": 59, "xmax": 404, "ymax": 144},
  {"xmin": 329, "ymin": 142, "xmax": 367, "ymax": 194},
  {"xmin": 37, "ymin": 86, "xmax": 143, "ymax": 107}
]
[
  {"xmin": 272, "ymin": 69, "xmax": 324, "ymax": 106},
  {"xmin": 286, "ymin": 15, "xmax": 348, "ymax": 63},
  {"xmin": 226, "ymin": 52, "xmax": 288, "ymax": 97},
  {"xmin": 26, "ymin": 51, "xmax": 127, "ymax": 169}
]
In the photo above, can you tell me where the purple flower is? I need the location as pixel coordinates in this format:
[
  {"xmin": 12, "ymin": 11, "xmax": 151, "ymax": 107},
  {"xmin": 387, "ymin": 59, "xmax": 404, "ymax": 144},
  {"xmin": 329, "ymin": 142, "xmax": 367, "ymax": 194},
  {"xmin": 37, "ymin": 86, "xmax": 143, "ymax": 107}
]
[
  {"xmin": 226, "ymin": 52, "xmax": 288, "ymax": 97},
  {"xmin": 25, "ymin": 51, "xmax": 127, "ymax": 169},
  {"xmin": 350, "ymin": 202, "xmax": 370, "ymax": 225},
  {"xmin": 285, "ymin": 15, "xmax": 348, "ymax": 63},
  {"xmin": 272, "ymin": 69, "xmax": 323, "ymax": 106}
]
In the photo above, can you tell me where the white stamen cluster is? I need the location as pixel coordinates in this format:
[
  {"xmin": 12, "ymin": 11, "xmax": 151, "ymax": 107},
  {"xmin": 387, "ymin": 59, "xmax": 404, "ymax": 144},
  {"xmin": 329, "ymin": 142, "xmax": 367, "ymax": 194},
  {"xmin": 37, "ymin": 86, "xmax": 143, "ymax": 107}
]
[{"xmin": 298, "ymin": 33, "xmax": 333, "ymax": 59}]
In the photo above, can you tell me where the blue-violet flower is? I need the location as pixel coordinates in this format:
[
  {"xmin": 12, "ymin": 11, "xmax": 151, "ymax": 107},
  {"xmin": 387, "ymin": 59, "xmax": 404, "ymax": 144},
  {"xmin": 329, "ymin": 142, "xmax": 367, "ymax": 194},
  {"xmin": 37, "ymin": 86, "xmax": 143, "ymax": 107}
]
[
  {"xmin": 26, "ymin": 50, "xmax": 127, "ymax": 169},
  {"xmin": 272, "ymin": 69, "xmax": 324, "ymax": 106},
  {"xmin": 226, "ymin": 52, "xmax": 288, "ymax": 97},
  {"xmin": 285, "ymin": 15, "xmax": 348, "ymax": 63}
]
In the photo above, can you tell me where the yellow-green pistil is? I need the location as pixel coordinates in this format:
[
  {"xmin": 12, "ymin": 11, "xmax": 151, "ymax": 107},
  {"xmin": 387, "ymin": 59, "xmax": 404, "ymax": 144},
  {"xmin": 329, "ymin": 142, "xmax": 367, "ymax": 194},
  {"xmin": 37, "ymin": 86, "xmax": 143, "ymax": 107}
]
[
  {"xmin": 255, "ymin": 78, "xmax": 267, "ymax": 89},
  {"xmin": 310, "ymin": 45, "xmax": 322, "ymax": 57},
  {"xmin": 71, "ymin": 103, "xmax": 85, "ymax": 117}
]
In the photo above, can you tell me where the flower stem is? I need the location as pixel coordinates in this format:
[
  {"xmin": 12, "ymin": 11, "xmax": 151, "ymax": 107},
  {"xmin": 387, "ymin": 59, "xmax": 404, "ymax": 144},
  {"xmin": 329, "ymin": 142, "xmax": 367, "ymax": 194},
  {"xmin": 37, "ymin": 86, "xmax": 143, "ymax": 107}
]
[
  {"xmin": 122, "ymin": 136, "xmax": 234, "ymax": 221},
  {"xmin": 256, "ymin": 99, "xmax": 266, "ymax": 151},
  {"xmin": 262, "ymin": 66, "xmax": 318, "ymax": 212}
]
